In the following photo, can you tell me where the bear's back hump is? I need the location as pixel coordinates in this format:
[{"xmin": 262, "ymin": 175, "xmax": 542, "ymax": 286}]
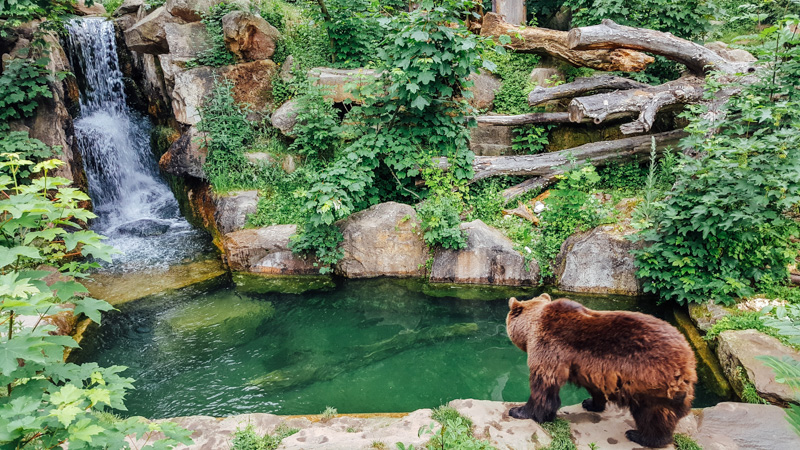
[{"xmin": 537, "ymin": 299, "xmax": 686, "ymax": 359}]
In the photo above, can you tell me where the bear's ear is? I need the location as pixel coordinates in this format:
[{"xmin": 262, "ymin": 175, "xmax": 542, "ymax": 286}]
[
  {"xmin": 509, "ymin": 297, "xmax": 520, "ymax": 309},
  {"xmin": 508, "ymin": 297, "xmax": 524, "ymax": 318},
  {"xmin": 539, "ymin": 293, "xmax": 552, "ymax": 301}
]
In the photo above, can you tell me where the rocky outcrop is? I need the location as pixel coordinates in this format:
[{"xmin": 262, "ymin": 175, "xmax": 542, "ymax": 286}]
[
  {"xmin": 469, "ymin": 122, "xmax": 513, "ymax": 156},
  {"xmin": 335, "ymin": 202, "xmax": 429, "ymax": 278},
  {"xmin": 430, "ymin": 220, "xmax": 539, "ymax": 286},
  {"xmin": 171, "ymin": 59, "xmax": 277, "ymax": 124},
  {"xmin": 166, "ymin": 0, "xmax": 215, "ymax": 22},
  {"xmin": 160, "ymin": 126, "xmax": 208, "ymax": 179},
  {"xmin": 222, "ymin": 11, "xmax": 280, "ymax": 61},
  {"xmin": 214, "ymin": 190, "xmax": 258, "ymax": 234},
  {"xmin": 553, "ymin": 224, "xmax": 643, "ymax": 295},
  {"xmin": 74, "ymin": 0, "xmax": 106, "ymax": 15},
  {"xmin": 688, "ymin": 301, "xmax": 737, "ymax": 332},
  {"xmin": 705, "ymin": 41, "xmax": 757, "ymax": 63},
  {"xmin": 222, "ymin": 225, "xmax": 322, "ymax": 274},
  {"xmin": 308, "ymin": 67, "xmax": 380, "ymax": 103},
  {"xmin": 692, "ymin": 402, "xmax": 800, "ymax": 450},
  {"xmin": 716, "ymin": 329, "xmax": 800, "ymax": 406},
  {"xmin": 114, "ymin": 0, "xmax": 144, "ymax": 16},
  {"xmin": 529, "ymin": 67, "xmax": 565, "ymax": 87},
  {"xmin": 164, "ymin": 22, "xmax": 210, "ymax": 58},
  {"xmin": 124, "ymin": 6, "xmax": 187, "ymax": 54},
  {"xmin": 467, "ymin": 70, "xmax": 500, "ymax": 111},
  {"xmin": 271, "ymin": 98, "xmax": 299, "ymax": 136}
]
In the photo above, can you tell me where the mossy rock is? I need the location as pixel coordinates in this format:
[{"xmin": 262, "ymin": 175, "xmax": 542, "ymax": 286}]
[{"xmin": 232, "ymin": 272, "xmax": 335, "ymax": 295}]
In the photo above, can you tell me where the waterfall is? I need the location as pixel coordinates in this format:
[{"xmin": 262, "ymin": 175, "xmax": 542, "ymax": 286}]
[{"xmin": 66, "ymin": 18, "xmax": 212, "ymax": 272}]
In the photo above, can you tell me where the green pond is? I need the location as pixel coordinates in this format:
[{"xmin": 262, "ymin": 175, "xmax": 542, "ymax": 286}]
[{"xmin": 73, "ymin": 276, "xmax": 723, "ymax": 419}]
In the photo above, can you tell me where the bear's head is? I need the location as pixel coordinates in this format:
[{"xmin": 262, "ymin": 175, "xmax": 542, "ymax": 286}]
[{"xmin": 506, "ymin": 293, "xmax": 552, "ymax": 351}]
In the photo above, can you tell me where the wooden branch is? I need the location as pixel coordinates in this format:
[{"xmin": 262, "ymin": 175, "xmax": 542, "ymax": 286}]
[
  {"xmin": 528, "ymin": 75, "xmax": 649, "ymax": 106},
  {"xmin": 474, "ymin": 112, "xmax": 573, "ymax": 125},
  {"xmin": 438, "ymin": 130, "xmax": 686, "ymax": 183},
  {"xmin": 568, "ymin": 19, "xmax": 753, "ymax": 75},
  {"xmin": 501, "ymin": 176, "xmax": 557, "ymax": 200},
  {"xmin": 567, "ymin": 76, "xmax": 704, "ymax": 134},
  {"xmin": 480, "ymin": 13, "xmax": 654, "ymax": 72}
]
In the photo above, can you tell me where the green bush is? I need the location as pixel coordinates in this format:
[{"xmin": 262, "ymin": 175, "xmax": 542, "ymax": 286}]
[
  {"xmin": 0, "ymin": 53, "xmax": 53, "ymax": 128},
  {"xmin": 0, "ymin": 154, "xmax": 192, "ymax": 448},
  {"xmin": 198, "ymin": 78, "xmax": 258, "ymax": 192},
  {"xmin": 288, "ymin": 86, "xmax": 342, "ymax": 161},
  {"xmin": 230, "ymin": 423, "xmax": 299, "ymax": 450},
  {"xmin": 633, "ymin": 22, "xmax": 800, "ymax": 305},
  {"xmin": 0, "ymin": 131, "xmax": 58, "ymax": 181},
  {"xmin": 187, "ymin": 1, "xmax": 239, "ymax": 68}
]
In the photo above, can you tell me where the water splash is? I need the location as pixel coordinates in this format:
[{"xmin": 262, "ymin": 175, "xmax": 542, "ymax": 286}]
[{"xmin": 66, "ymin": 18, "xmax": 212, "ymax": 272}]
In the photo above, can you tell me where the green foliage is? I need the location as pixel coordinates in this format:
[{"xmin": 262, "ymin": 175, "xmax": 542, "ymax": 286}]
[
  {"xmin": 761, "ymin": 303, "xmax": 800, "ymax": 349},
  {"xmin": 540, "ymin": 418, "xmax": 576, "ymax": 450},
  {"xmin": 248, "ymin": 165, "xmax": 311, "ymax": 228},
  {"xmin": 417, "ymin": 194, "xmax": 467, "ymax": 250},
  {"xmin": 633, "ymin": 21, "xmax": 800, "ymax": 305},
  {"xmin": 397, "ymin": 406, "xmax": 494, "ymax": 450},
  {"xmin": 0, "ymin": 52, "xmax": 52, "ymax": 129},
  {"xmin": 198, "ymin": 77, "xmax": 258, "ymax": 192},
  {"xmin": 230, "ymin": 423, "xmax": 299, "ymax": 450},
  {"xmin": 0, "ymin": 132, "xmax": 57, "ymax": 181},
  {"xmin": 673, "ymin": 433, "xmax": 702, "ymax": 450},
  {"xmin": 288, "ymin": 87, "xmax": 342, "ymax": 161},
  {"xmin": 738, "ymin": 366, "xmax": 769, "ymax": 404},
  {"xmin": 101, "ymin": 0, "xmax": 124, "ymax": 13},
  {"xmin": 0, "ymin": 154, "xmax": 192, "ymax": 448},
  {"xmin": 757, "ymin": 355, "xmax": 800, "ymax": 436},
  {"xmin": 704, "ymin": 311, "xmax": 772, "ymax": 341},
  {"xmin": 291, "ymin": 0, "xmax": 486, "ymax": 265},
  {"xmin": 187, "ymin": 1, "xmax": 239, "ymax": 68},
  {"xmin": 323, "ymin": 0, "xmax": 382, "ymax": 68},
  {"xmin": 271, "ymin": 3, "xmax": 333, "ymax": 69},
  {"xmin": 144, "ymin": 0, "xmax": 166, "ymax": 9},
  {"xmin": 482, "ymin": 51, "xmax": 540, "ymax": 115},
  {"xmin": 511, "ymin": 125, "xmax": 551, "ymax": 155}
]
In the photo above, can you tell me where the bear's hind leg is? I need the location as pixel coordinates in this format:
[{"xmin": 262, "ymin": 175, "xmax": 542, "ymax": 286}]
[
  {"xmin": 509, "ymin": 374, "xmax": 562, "ymax": 423},
  {"xmin": 626, "ymin": 402, "xmax": 679, "ymax": 448},
  {"xmin": 581, "ymin": 387, "xmax": 607, "ymax": 413}
]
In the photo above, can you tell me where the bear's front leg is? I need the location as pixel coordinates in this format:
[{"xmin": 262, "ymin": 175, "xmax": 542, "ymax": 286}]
[
  {"xmin": 509, "ymin": 376, "xmax": 561, "ymax": 423},
  {"xmin": 581, "ymin": 387, "xmax": 607, "ymax": 412}
]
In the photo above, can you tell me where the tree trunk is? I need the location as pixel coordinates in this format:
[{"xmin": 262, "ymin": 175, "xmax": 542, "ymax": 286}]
[{"xmin": 480, "ymin": 13, "xmax": 654, "ymax": 72}]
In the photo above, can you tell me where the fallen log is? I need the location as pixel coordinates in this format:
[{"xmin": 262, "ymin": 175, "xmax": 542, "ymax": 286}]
[
  {"xmin": 480, "ymin": 13, "xmax": 654, "ymax": 72},
  {"xmin": 474, "ymin": 112, "xmax": 573, "ymax": 125},
  {"xmin": 567, "ymin": 19, "xmax": 754, "ymax": 75},
  {"xmin": 444, "ymin": 129, "xmax": 686, "ymax": 182},
  {"xmin": 528, "ymin": 75, "xmax": 650, "ymax": 106},
  {"xmin": 501, "ymin": 176, "xmax": 557, "ymax": 200},
  {"xmin": 248, "ymin": 323, "xmax": 479, "ymax": 392},
  {"xmin": 568, "ymin": 76, "xmax": 705, "ymax": 134}
]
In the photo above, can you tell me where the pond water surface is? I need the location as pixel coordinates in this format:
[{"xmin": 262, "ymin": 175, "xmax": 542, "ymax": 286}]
[{"xmin": 74, "ymin": 277, "xmax": 723, "ymax": 419}]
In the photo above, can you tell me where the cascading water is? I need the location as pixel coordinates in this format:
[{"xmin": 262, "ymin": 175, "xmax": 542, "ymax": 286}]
[{"xmin": 65, "ymin": 18, "xmax": 212, "ymax": 272}]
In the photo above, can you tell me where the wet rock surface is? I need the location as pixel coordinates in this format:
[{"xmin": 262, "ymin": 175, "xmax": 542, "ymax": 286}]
[
  {"xmin": 115, "ymin": 218, "xmax": 173, "ymax": 237},
  {"xmin": 430, "ymin": 220, "xmax": 539, "ymax": 286},
  {"xmin": 159, "ymin": 125, "xmax": 208, "ymax": 179},
  {"xmin": 716, "ymin": 329, "xmax": 800, "ymax": 405},
  {"xmin": 222, "ymin": 225, "xmax": 322, "ymax": 275}
]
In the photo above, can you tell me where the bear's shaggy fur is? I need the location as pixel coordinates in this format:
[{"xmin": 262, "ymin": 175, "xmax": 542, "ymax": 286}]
[{"xmin": 506, "ymin": 293, "xmax": 697, "ymax": 448}]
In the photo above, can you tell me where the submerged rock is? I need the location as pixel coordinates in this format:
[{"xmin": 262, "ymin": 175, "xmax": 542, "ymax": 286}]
[
  {"xmin": 221, "ymin": 10, "xmax": 280, "ymax": 61},
  {"xmin": 716, "ymin": 329, "xmax": 800, "ymax": 406},
  {"xmin": 553, "ymin": 224, "xmax": 643, "ymax": 296},
  {"xmin": 114, "ymin": 218, "xmax": 172, "ymax": 237},
  {"xmin": 335, "ymin": 202, "xmax": 429, "ymax": 278},
  {"xmin": 430, "ymin": 220, "xmax": 539, "ymax": 286}
]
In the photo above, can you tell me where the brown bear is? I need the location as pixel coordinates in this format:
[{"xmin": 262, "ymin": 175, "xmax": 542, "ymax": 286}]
[{"xmin": 506, "ymin": 293, "xmax": 697, "ymax": 448}]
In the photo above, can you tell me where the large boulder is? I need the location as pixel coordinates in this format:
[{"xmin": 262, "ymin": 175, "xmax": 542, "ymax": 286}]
[
  {"xmin": 430, "ymin": 220, "xmax": 539, "ymax": 286},
  {"xmin": 692, "ymin": 402, "xmax": 800, "ymax": 450},
  {"xmin": 114, "ymin": 0, "xmax": 144, "ymax": 16},
  {"xmin": 159, "ymin": 125, "xmax": 207, "ymax": 179},
  {"xmin": 271, "ymin": 98, "xmax": 299, "ymax": 136},
  {"xmin": 124, "ymin": 6, "xmax": 186, "ymax": 54},
  {"xmin": 74, "ymin": 0, "xmax": 106, "ymax": 16},
  {"xmin": 222, "ymin": 225, "xmax": 321, "ymax": 274},
  {"xmin": 529, "ymin": 67, "xmax": 565, "ymax": 87},
  {"xmin": 705, "ymin": 41, "xmax": 757, "ymax": 63},
  {"xmin": 214, "ymin": 190, "xmax": 259, "ymax": 234},
  {"xmin": 166, "ymin": 0, "xmax": 251, "ymax": 22},
  {"xmin": 171, "ymin": 59, "xmax": 277, "ymax": 125},
  {"xmin": 467, "ymin": 70, "xmax": 500, "ymax": 111},
  {"xmin": 553, "ymin": 224, "xmax": 643, "ymax": 296},
  {"xmin": 469, "ymin": 122, "xmax": 513, "ymax": 156},
  {"xmin": 163, "ymin": 22, "xmax": 211, "ymax": 58},
  {"xmin": 335, "ymin": 202, "xmax": 429, "ymax": 278},
  {"xmin": 308, "ymin": 67, "xmax": 380, "ymax": 103},
  {"xmin": 221, "ymin": 11, "xmax": 280, "ymax": 61},
  {"xmin": 716, "ymin": 329, "xmax": 800, "ymax": 406}
]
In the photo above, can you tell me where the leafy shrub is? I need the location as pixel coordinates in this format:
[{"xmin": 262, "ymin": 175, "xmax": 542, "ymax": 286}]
[
  {"xmin": 633, "ymin": 22, "xmax": 800, "ymax": 305},
  {"xmin": 482, "ymin": 51, "xmax": 540, "ymax": 115},
  {"xmin": 230, "ymin": 423, "xmax": 299, "ymax": 450},
  {"xmin": 187, "ymin": 1, "xmax": 239, "ymax": 68},
  {"xmin": 511, "ymin": 125, "xmax": 551, "ymax": 155},
  {"xmin": 704, "ymin": 311, "xmax": 772, "ymax": 341},
  {"xmin": 288, "ymin": 86, "xmax": 342, "ymax": 161},
  {"xmin": 0, "ymin": 131, "xmax": 57, "ymax": 180},
  {"xmin": 0, "ymin": 52, "xmax": 53, "ymax": 128},
  {"xmin": 0, "ymin": 155, "xmax": 192, "ymax": 448},
  {"xmin": 398, "ymin": 405, "xmax": 494, "ymax": 450},
  {"xmin": 417, "ymin": 194, "xmax": 468, "ymax": 249},
  {"xmin": 198, "ymin": 78, "xmax": 258, "ymax": 192},
  {"xmin": 248, "ymin": 164, "xmax": 311, "ymax": 227},
  {"xmin": 323, "ymin": 0, "xmax": 382, "ymax": 68}
]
